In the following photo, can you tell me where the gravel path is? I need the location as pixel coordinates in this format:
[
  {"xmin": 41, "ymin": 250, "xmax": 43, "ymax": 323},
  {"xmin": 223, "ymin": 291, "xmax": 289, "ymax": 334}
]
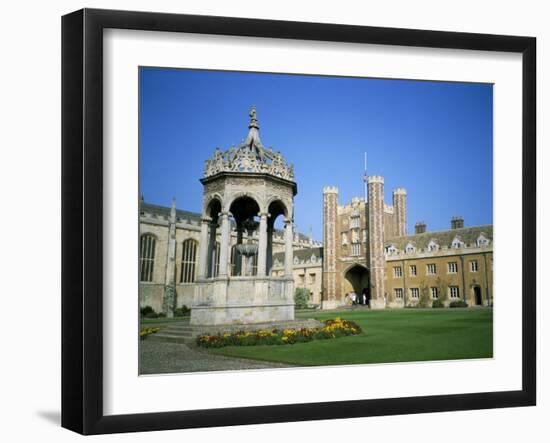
[{"xmin": 139, "ymin": 340, "xmax": 292, "ymax": 374}]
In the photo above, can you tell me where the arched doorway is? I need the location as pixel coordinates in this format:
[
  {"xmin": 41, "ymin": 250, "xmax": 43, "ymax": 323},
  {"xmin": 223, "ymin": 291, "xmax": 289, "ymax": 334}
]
[
  {"xmin": 267, "ymin": 199, "xmax": 288, "ymax": 276},
  {"xmin": 473, "ymin": 286, "xmax": 483, "ymax": 306},
  {"xmin": 229, "ymin": 196, "xmax": 261, "ymax": 277},
  {"xmin": 344, "ymin": 264, "xmax": 369, "ymax": 305}
]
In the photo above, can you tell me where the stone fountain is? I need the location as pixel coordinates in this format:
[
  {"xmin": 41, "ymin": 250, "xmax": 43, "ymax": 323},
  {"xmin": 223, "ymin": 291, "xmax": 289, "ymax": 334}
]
[{"xmin": 190, "ymin": 106, "xmax": 297, "ymax": 326}]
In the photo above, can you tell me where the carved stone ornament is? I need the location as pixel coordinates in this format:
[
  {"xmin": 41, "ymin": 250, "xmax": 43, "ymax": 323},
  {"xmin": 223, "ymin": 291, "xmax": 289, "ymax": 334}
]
[{"xmin": 204, "ymin": 106, "xmax": 295, "ymax": 181}]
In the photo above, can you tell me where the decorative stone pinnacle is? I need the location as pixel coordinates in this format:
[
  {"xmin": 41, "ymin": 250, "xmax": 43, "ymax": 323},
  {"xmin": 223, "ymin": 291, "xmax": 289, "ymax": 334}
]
[
  {"xmin": 323, "ymin": 186, "xmax": 339, "ymax": 194},
  {"xmin": 170, "ymin": 196, "xmax": 177, "ymax": 220},
  {"xmin": 249, "ymin": 105, "xmax": 259, "ymax": 129},
  {"xmin": 393, "ymin": 187, "xmax": 407, "ymax": 195},
  {"xmin": 203, "ymin": 106, "xmax": 294, "ymax": 181}
]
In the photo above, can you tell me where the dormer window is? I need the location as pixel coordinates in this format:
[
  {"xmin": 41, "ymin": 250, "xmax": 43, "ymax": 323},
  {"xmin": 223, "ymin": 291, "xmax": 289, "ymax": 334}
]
[
  {"xmin": 477, "ymin": 233, "xmax": 490, "ymax": 247},
  {"xmin": 386, "ymin": 244, "xmax": 397, "ymax": 255},
  {"xmin": 405, "ymin": 242, "xmax": 416, "ymax": 254},
  {"xmin": 451, "ymin": 236, "xmax": 464, "ymax": 249},
  {"xmin": 427, "ymin": 240, "xmax": 439, "ymax": 252}
]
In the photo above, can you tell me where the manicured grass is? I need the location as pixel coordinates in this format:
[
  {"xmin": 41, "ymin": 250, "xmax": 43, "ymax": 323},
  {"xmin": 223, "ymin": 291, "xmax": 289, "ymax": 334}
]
[{"xmin": 209, "ymin": 308, "xmax": 493, "ymax": 366}]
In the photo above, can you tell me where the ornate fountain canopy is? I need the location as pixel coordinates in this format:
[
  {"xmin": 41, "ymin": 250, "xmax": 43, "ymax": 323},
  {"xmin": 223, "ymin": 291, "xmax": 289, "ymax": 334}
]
[{"xmin": 203, "ymin": 106, "xmax": 295, "ymax": 181}]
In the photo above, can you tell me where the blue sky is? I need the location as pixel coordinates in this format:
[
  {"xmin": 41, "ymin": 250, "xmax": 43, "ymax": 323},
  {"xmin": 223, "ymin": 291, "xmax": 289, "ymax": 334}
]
[{"xmin": 140, "ymin": 67, "xmax": 493, "ymax": 241}]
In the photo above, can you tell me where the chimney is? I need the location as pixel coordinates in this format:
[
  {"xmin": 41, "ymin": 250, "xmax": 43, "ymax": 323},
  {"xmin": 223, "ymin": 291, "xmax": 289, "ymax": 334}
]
[
  {"xmin": 415, "ymin": 221, "xmax": 426, "ymax": 234},
  {"xmin": 451, "ymin": 216, "xmax": 464, "ymax": 230}
]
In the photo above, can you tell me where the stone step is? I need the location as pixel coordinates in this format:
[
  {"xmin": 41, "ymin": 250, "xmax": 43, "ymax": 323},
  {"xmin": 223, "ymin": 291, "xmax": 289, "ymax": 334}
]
[
  {"xmin": 147, "ymin": 335, "xmax": 193, "ymax": 344},
  {"xmin": 161, "ymin": 332, "xmax": 194, "ymax": 338},
  {"xmin": 161, "ymin": 325, "xmax": 196, "ymax": 332},
  {"xmin": 162, "ymin": 330, "xmax": 196, "ymax": 337}
]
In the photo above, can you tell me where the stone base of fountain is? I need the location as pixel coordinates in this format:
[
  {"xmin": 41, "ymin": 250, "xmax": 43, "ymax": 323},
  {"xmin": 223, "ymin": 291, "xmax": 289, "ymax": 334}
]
[{"xmin": 190, "ymin": 276, "xmax": 295, "ymax": 326}]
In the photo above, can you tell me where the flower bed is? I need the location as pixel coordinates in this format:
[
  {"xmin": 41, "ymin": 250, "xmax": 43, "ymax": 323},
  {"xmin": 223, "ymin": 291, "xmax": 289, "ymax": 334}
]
[
  {"xmin": 196, "ymin": 317, "xmax": 362, "ymax": 348},
  {"xmin": 139, "ymin": 327, "xmax": 162, "ymax": 340}
]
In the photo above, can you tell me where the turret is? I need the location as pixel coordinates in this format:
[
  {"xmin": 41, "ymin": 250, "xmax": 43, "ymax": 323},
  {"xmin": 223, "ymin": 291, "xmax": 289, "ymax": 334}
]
[
  {"xmin": 322, "ymin": 186, "xmax": 339, "ymax": 309},
  {"xmin": 367, "ymin": 176, "xmax": 386, "ymax": 309},
  {"xmin": 392, "ymin": 188, "xmax": 407, "ymax": 237}
]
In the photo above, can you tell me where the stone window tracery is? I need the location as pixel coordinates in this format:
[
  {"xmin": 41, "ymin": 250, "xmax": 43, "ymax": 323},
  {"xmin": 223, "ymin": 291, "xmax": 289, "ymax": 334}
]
[
  {"xmin": 181, "ymin": 239, "xmax": 198, "ymax": 283},
  {"xmin": 140, "ymin": 234, "xmax": 156, "ymax": 282}
]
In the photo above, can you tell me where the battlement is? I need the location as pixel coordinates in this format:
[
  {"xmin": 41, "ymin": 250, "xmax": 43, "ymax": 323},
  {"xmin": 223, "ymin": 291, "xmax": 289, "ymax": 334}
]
[
  {"xmin": 384, "ymin": 204, "xmax": 394, "ymax": 214},
  {"xmin": 393, "ymin": 187, "xmax": 407, "ymax": 195},
  {"xmin": 323, "ymin": 186, "xmax": 339, "ymax": 194},
  {"xmin": 367, "ymin": 175, "xmax": 384, "ymax": 184}
]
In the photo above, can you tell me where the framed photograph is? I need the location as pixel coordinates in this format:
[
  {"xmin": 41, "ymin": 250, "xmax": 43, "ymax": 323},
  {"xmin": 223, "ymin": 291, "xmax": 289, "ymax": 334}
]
[{"xmin": 61, "ymin": 8, "xmax": 536, "ymax": 435}]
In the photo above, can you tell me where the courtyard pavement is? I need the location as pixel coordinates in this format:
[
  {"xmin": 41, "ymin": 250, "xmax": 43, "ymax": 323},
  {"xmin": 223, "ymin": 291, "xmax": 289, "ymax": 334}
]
[{"xmin": 139, "ymin": 339, "xmax": 293, "ymax": 375}]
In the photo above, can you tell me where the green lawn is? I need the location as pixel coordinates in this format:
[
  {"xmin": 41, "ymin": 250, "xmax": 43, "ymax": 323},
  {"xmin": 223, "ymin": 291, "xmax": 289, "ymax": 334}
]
[{"xmin": 210, "ymin": 308, "xmax": 493, "ymax": 366}]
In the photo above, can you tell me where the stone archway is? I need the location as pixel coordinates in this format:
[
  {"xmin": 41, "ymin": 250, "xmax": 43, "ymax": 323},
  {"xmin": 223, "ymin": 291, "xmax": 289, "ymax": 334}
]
[
  {"xmin": 343, "ymin": 264, "xmax": 370, "ymax": 305},
  {"xmin": 230, "ymin": 196, "xmax": 261, "ymax": 277},
  {"xmin": 266, "ymin": 199, "xmax": 288, "ymax": 275}
]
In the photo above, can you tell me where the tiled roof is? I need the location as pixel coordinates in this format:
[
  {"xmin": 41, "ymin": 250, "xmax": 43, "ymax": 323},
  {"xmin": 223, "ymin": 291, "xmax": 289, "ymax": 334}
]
[
  {"xmin": 140, "ymin": 202, "xmax": 201, "ymax": 223},
  {"xmin": 273, "ymin": 247, "xmax": 323, "ymax": 262},
  {"xmin": 385, "ymin": 225, "xmax": 493, "ymax": 250}
]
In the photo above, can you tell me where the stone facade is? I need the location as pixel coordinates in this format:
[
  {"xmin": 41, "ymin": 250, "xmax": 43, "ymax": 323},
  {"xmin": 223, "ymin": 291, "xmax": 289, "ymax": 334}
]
[
  {"xmin": 272, "ymin": 247, "xmax": 323, "ymax": 305},
  {"xmin": 320, "ymin": 177, "xmax": 493, "ymax": 309},
  {"xmin": 384, "ymin": 225, "xmax": 493, "ymax": 307}
]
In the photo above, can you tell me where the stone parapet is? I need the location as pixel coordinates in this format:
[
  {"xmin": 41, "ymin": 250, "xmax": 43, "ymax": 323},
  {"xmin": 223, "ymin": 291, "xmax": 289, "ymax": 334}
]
[
  {"xmin": 323, "ymin": 186, "xmax": 339, "ymax": 194},
  {"xmin": 367, "ymin": 175, "xmax": 384, "ymax": 184}
]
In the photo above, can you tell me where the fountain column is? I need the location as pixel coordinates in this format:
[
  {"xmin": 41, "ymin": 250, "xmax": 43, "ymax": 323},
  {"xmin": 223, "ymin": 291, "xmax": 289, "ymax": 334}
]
[
  {"xmin": 257, "ymin": 212, "xmax": 268, "ymax": 277},
  {"xmin": 218, "ymin": 212, "xmax": 230, "ymax": 277},
  {"xmin": 235, "ymin": 225, "xmax": 244, "ymax": 276},
  {"xmin": 266, "ymin": 226, "xmax": 273, "ymax": 275},
  {"xmin": 284, "ymin": 218, "xmax": 294, "ymax": 277},
  {"xmin": 197, "ymin": 217, "xmax": 210, "ymax": 278}
]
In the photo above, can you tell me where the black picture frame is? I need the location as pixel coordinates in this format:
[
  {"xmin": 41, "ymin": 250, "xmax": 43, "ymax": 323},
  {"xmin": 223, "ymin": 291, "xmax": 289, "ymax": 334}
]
[{"xmin": 61, "ymin": 8, "xmax": 536, "ymax": 435}]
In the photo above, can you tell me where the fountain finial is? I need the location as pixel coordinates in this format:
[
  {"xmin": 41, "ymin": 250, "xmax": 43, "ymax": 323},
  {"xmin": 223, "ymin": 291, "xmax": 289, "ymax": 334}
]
[{"xmin": 249, "ymin": 105, "xmax": 259, "ymax": 129}]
